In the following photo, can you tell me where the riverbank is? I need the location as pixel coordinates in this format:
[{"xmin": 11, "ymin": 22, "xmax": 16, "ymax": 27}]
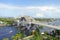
[{"xmin": 0, "ymin": 24, "xmax": 14, "ymax": 27}]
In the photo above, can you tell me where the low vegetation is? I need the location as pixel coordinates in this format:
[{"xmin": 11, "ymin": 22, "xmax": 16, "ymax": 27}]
[
  {"xmin": 35, "ymin": 18, "xmax": 56, "ymax": 22},
  {"xmin": 0, "ymin": 17, "xmax": 14, "ymax": 25}
]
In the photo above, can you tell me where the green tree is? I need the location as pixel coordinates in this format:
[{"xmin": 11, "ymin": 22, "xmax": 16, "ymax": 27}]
[
  {"xmin": 12, "ymin": 32, "xmax": 22, "ymax": 40},
  {"xmin": 16, "ymin": 33, "xmax": 21, "ymax": 39},
  {"xmin": 3, "ymin": 38, "xmax": 9, "ymax": 40},
  {"xmin": 12, "ymin": 36, "xmax": 17, "ymax": 40},
  {"xmin": 34, "ymin": 29, "xmax": 42, "ymax": 40}
]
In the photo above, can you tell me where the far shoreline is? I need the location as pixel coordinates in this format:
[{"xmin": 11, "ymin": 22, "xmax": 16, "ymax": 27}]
[{"xmin": 0, "ymin": 24, "xmax": 15, "ymax": 27}]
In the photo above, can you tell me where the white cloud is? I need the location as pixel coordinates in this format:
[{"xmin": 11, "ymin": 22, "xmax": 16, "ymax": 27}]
[
  {"xmin": 0, "ymin": 3, "xmax": 60, "ymax": 18},
  {"xmin": 0, "ymin": 3, "xmax": 22, "ymax": 10},
  {"xmin": 36, "ymin": 13, "xmax": 44, "ymax": 17},
  {"xmin": 39, "ymin": 6, "xmax": 56, "ymax": 11},
  {"xmin": 0, "ymin": 3, "xmax": 58, "ymax": 10}
]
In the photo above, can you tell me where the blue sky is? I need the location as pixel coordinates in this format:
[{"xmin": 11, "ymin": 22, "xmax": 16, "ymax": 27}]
[{"xmin": 0, "ymin": 0, "xmax": 60, "ymax": 18}]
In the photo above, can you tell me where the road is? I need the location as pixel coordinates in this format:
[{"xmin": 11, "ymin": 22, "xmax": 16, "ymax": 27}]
[
  {"xmin": 29, "ymin": 21, "xmax": 60, "ymax": 30},
  {"xmin": 19, "ymin": 21, "xmax": 60, "ymax": 30}
]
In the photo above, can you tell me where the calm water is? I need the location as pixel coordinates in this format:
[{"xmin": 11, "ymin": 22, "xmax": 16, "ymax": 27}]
[{"xmin": 0, "ymin": 26, "xmax": 18, "ymax": 40}]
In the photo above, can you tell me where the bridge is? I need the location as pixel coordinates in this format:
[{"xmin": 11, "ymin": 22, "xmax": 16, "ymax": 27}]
[
  {"xmin": 19, "ymin": 21, "xmax": 60, "ymax": 30},
  {"xmin": 16, "ymin": 16, "xmax": 60, "ymax": 30},
  {"xmin": 28, "ymin": 21, "xmax": 60, "ymax": 30}
]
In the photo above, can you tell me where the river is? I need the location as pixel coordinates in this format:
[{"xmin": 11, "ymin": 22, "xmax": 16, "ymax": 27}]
[{"xmin": 0, "ymin": 26, "xmax": 18, "ymax": 40}]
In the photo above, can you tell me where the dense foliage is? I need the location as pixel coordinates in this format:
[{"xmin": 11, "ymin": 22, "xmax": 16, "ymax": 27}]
[
  {"xmin": 0, "ymin": 18, "xmax": 14, "ymax": 25},
  {"xmin": 35, "ymin": 18, "xmax": 55, "ymax": 22}
]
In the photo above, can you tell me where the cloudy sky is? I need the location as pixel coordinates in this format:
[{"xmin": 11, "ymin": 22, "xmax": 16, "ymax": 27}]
[{"xmin": 0, "ymin": 0, "xmax": 60, "ymax": 18}]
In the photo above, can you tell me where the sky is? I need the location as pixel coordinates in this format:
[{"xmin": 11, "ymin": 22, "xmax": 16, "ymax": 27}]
[{"xmin": 0, "ymin": 0, "xmax": 60, "ymax": 18}]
